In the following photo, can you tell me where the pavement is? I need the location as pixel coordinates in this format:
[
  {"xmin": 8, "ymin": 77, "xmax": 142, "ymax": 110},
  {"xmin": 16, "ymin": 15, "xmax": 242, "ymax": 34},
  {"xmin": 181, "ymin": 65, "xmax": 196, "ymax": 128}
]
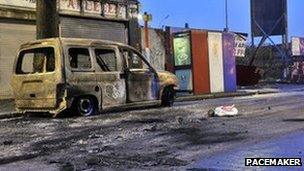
[
  {"xmin": 0, "ymin": 84, "xmax": 281, "ymax": 119},
  {"xmin": 191, "ymin": 130, "xmax": 304, "ymax": 170},
  {"xmin": 0, "ymin": 84, "xmax": 304, "ymax": 170}
]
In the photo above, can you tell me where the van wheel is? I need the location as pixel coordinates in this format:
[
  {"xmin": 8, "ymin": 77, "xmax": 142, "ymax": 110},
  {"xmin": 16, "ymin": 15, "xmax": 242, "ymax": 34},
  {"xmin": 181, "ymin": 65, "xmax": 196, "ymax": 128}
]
[
  {"xmin": 75, "ymin": 97, "xmax": 97, "ymax": 117},
  {"xmin": 161, "ymin": 86, "xmax": 175, "ymax": 107}
]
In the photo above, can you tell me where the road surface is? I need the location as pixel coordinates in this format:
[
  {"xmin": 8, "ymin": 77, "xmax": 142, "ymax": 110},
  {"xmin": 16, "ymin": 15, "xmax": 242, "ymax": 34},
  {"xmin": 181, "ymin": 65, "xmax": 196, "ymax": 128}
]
[{"xmin": 0, "ymin": 89, "xmax": 304, "ymax": 170}]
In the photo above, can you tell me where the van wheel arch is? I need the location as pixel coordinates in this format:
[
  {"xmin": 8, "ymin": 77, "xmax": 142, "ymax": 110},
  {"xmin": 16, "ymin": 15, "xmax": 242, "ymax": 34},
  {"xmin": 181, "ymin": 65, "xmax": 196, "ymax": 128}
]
[{"xmin": 72, "ymin": 95, "xmax": 99, "ymax": 116}]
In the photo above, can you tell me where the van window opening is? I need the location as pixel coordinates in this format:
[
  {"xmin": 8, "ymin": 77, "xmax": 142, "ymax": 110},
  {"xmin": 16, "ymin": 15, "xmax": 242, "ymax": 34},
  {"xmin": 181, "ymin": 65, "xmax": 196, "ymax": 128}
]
[
  {"xmin": 16, "ymin": 47, "xmax": 55, "ymax": 75},
  {"xmin": 69, "ymin": 48, "xmax": 92, "ymax": 69},
  {"xmin": 95, "ymin": 49, "xmax": 117, "ymax": 72},
  {"xmin": 121, "ymin": 49, "xmax": 149, "ymax": 70}
]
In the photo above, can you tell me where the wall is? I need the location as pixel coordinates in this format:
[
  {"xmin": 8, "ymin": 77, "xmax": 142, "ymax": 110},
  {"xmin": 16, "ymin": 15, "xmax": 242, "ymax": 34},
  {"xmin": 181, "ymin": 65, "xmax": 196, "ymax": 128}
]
[{"xmin": 141, "ymin": 28, "xmax": 166, "ymax": 71}]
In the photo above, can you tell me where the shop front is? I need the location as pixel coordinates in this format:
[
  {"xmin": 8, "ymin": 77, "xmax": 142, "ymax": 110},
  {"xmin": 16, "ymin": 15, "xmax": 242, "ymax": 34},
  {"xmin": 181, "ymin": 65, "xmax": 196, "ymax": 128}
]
[{"xmin": 0, "ymin": 0, "xmax": 140, "ymax": 98}]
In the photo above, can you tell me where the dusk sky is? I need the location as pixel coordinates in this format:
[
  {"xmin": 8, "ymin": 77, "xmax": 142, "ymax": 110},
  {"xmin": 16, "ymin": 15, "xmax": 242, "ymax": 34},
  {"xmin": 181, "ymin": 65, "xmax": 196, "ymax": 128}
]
[{"xmin": 139, "ymin": 0, "xmax": 304, "ymax": 41}]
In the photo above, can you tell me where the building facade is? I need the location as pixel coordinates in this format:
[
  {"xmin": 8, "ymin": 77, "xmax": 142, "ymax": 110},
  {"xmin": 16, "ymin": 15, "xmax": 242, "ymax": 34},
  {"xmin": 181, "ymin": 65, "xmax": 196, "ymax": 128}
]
[{"xmin": 0, "ymin": 0, "xmax": 140, "ymax": 98}]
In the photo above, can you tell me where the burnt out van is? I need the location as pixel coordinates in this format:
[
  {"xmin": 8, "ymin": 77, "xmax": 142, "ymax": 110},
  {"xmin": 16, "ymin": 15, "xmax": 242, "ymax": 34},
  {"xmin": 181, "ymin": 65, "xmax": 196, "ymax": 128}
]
[{"xmin": 11, "ymin": 38, "xmax": 179, "ymax": 117}]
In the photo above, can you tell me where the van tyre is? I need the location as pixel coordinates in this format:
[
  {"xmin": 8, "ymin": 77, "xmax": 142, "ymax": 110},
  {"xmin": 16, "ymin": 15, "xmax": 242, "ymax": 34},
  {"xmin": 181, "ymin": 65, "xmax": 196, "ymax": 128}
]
[
  {"xmin": 75, "ymin": 96, "xmax": 98, "ymax": 116},
  {"xmin": 161, "ymin": 86, "xmax": 175, "ymax": 107}
]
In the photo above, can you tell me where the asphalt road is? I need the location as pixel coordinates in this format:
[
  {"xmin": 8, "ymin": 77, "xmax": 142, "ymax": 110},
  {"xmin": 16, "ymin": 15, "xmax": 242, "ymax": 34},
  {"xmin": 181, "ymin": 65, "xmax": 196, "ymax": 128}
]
[{"xmin": 1, "ymin": 90, "xmax": 304, "ymax": 170}]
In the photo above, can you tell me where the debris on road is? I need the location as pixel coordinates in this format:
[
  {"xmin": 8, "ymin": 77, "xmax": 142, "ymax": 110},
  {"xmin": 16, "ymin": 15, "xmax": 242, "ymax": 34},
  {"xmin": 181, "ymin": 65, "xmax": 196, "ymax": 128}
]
[
  {"xmin": 86, "ymin": 156, "xmax": 100, "ymax": 166},
  {"xmin": 2, "ymin": 140, "xmax": 13, "ymax": 146},
  {"xmin": 208, "ymin": 105, "xmax": 239, "ymax": 117},
  {"xmin": 176, "ymin": 116, "xmax": 184, "ymax": 125},
  {"xmin": 60, "ymin": 162, "xmax": 76, "ymax": 171},
  {"xmin": 144, "ymin": 124, "xmax": 158, "ymax": 132}
]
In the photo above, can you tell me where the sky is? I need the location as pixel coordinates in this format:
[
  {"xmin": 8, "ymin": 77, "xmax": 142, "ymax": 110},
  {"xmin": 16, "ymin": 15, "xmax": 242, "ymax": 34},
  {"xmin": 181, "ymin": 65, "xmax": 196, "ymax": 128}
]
[{"xmin": 139, "ymin": 0, "xmax": 304, "ymax": 42}]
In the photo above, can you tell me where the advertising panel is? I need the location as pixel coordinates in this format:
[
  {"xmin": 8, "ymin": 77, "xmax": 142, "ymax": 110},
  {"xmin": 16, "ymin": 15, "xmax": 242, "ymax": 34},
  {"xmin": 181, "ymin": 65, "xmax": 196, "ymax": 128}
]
[
  {"xmin": 175, "ymin": 69, "xmax": 193, "ymax": 91},
  {"xmin": 173, "ymin": 34, "xmax": 191, "ymax": 66},
  {"xmin": 223, "ymin": 33, "xmax": 237, "ymax": 92},
  {"xmin": 251, "ymin": 0, "xmax": 287, "ymax": 36},
  {"xmin": 208, "ymin": 32, "xmax": 224, "ymax": 93},
  {"xmin": 292, "ymin": 37, "xmax": 304, "ymax": 56}
]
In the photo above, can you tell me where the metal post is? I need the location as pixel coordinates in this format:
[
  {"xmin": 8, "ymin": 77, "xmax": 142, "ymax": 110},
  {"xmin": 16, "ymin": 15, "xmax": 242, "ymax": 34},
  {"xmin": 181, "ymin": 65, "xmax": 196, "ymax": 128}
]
[
  {"xmin": 250, "ymin": 0, "xmax": 255, "ymax": 46},
  {"xmin": 225, "ymin": 0, "xmax": 229, "ymax": 31}
]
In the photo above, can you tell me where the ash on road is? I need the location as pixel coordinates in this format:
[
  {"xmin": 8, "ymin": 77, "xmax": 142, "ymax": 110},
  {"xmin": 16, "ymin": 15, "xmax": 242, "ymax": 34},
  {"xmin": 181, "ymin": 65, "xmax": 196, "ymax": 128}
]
[{"xmin": 1, "ymin": 90, "xmax": 304, "ymax": 170}]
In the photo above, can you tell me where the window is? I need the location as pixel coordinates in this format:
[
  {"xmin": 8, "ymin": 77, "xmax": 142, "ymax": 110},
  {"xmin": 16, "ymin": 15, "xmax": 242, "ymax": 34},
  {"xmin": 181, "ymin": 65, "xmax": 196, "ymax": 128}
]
[
  {"xmin": 69, "ymin": 48, "xmax": 92, "ymax": 69},
  {"xmin": 95, "ymin": 49, "xmax": 117, "ymax": 72},
  {"xmin": 122, "ymin": 49, "xmax": 149, "ymax": 70},
  {"xmin": 16, "ymin": 47, "xmax": 55, "ymax": 74}
]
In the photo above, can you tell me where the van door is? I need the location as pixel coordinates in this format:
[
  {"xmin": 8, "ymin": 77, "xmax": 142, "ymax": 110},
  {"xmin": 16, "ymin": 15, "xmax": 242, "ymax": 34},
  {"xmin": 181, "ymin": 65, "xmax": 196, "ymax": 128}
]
[
  {"xmin": 93, "ymin": 46, "xmax": 126, "ymax": 107},
  {"xmin": 120, "ymin": 48, "xmax": 159, "ymax": 103},
  {"xmin": 13, "ymin": 46, "xmax": 60, "ymax": 109},
  {"xmin": 65, "ymin": 47, "xmax": 97, "ymax": 103}
]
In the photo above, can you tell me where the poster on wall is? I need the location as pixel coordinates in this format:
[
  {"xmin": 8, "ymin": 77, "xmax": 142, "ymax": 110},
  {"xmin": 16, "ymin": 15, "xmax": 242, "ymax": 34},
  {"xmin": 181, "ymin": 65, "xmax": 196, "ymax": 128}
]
[
  {"xmin": 292, "ymin": 37, "xmax": 304, "ymax": 56},
  {"xmin": 234, "ymin": 34, "xmax": 247, "ymax": 57},
  {"xmin": 0, "ymin": 0, "xmax": 36, "ymax": 8},
  {"xmin": 175, "ymin": 69, "xmax": 193, "ymax": 91},
  {"xmin": 173, "ymin": 34, "xmax": 191, "ymax": 66}
]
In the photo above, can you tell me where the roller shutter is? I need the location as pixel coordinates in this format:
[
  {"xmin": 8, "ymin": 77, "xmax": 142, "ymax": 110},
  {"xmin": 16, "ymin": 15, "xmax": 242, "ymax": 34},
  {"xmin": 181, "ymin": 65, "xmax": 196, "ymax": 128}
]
[
  {"xmin": 60, "ymin": 17, "xmax": 128, "ymax": 44},
  {"xmin": 0, "ymin": 21, "xmax": 36, "ymax": 98}
]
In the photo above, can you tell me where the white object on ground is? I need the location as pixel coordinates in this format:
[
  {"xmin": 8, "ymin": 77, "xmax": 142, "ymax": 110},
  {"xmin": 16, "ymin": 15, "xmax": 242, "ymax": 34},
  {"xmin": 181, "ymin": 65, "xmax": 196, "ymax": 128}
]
[{"xmin": 214, "ymin": 105, "xmax": 238, "ymax": 117}]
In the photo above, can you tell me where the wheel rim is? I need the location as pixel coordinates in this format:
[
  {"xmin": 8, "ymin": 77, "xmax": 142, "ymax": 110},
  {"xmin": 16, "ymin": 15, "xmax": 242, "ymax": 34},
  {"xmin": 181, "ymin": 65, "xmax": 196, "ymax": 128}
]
[{"xmin": 78, "ymin": 98, "xmax": 93, "ymax": 116}]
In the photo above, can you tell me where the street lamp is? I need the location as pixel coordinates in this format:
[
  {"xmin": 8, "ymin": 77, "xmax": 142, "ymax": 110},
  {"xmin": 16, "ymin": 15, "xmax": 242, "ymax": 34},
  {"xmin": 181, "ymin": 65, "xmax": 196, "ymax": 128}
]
[{"xmin": 143, "ymin": 12, "xmax": 152, "ymax": 49}]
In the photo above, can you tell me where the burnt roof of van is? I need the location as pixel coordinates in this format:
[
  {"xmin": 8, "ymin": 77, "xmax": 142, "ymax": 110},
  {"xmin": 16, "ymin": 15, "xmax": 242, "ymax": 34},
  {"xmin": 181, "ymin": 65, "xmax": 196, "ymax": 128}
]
[{"xmin": 20, "ymin": 38, "xmax": 131, "ymax": 49}]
